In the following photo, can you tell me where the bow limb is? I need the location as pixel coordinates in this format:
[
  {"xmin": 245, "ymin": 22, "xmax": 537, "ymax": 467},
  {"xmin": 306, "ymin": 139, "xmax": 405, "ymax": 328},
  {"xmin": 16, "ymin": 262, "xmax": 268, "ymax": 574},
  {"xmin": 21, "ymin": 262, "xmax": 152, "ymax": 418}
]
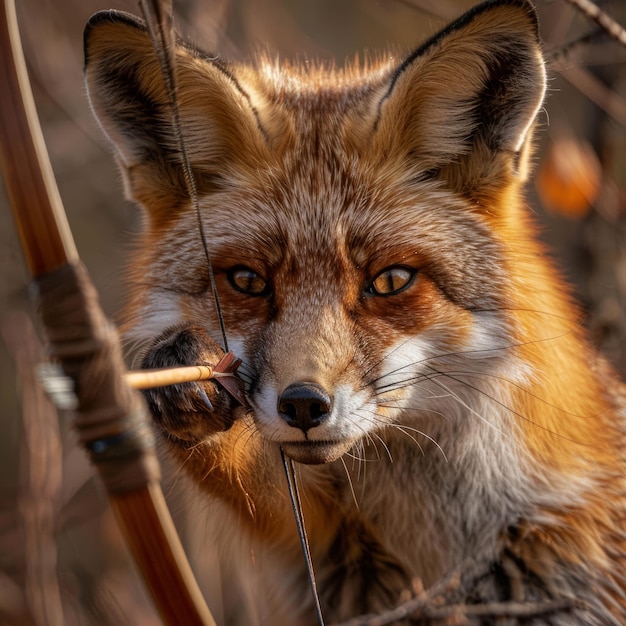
[
  {"xmin": 0, "ymin": 2, "xmax": 215, "ymax": 624},
  {"xmin": 0, "ymin": 0, "xmax": 77, "ymax": 276}
]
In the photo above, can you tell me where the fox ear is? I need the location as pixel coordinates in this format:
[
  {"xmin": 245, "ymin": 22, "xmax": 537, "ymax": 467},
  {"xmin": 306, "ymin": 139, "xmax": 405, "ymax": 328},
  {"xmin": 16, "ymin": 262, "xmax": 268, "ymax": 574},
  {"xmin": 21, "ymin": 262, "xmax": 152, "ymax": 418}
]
[
  {"xmin": 374, "ymin": 0, "xmax": 546, "ymax": 193},
  {"xmin": 84, "ymin": 11, "xmax": 267, "ymax": 218}
]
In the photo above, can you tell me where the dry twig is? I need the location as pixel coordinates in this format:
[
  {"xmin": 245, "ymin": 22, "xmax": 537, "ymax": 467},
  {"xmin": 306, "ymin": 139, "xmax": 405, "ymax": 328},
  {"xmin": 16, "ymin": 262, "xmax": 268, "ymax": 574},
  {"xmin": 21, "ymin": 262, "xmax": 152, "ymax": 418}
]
[
  {"xmin": 333, "ymin": 563, "xmax": 580, "ymax": 626},
  {"xmin": 562, "ymin": 0, "xmax": 626, "ymax": 48}
]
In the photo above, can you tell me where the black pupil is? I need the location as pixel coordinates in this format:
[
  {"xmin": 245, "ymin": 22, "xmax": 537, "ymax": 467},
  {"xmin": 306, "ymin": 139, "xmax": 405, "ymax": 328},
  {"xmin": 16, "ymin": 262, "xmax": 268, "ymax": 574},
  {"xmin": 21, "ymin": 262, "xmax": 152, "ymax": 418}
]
[
  {"xmin": 235, "ymin": 270, "xmax": 264, "ymax": 294},
  {"xmin": 374, "ymin": 268, "xmax": 411, "ymax": 294},
  {"xmin": 384, "ymin": 271, "xmax": 399, "ymax": 292}
]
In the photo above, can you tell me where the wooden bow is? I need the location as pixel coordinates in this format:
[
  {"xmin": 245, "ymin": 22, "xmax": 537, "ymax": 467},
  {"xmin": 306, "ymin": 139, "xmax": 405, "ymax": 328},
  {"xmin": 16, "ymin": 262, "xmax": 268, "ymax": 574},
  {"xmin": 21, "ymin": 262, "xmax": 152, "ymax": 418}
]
[{"xmin": 0, "ymin": 1, "xmax": 215, "ymax": 624}]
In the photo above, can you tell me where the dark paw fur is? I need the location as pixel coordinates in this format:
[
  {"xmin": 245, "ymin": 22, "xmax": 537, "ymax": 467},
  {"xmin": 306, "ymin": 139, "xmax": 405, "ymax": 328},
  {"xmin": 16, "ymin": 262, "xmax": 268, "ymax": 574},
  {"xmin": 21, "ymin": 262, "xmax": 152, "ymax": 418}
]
[{"xmin": 141, "ymin": 323, "xmax": 236, "ymax": 441}]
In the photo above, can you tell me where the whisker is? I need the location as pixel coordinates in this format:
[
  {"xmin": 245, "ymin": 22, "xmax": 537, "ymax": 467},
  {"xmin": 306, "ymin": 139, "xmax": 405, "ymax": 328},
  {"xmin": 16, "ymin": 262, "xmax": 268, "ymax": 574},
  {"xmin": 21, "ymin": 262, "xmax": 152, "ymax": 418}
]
[
  {"xmin": 340, "ymin": 457, "xmax": 360, "ymax": 510},
  {"xmin": 430, "ymin": 368, "xmax": 601, "ymax": 420},
  {"xmin": 371, "ymin": 431, "xmax": 394, "ymax": 463},
  {"xmin": 427, "ymin": 376, "xmax": 510, "ymax": 440},
  {"xmin": 390, "ymin": 423, "xmax": 448, "ymax": 462},
  {"xmin": 433, "ymin": 370, "xmax": 594, "ymax": 446},
  {"xmin": 364, "ymin": 327, "xmax": 575, "ymax": 391},
  {"xmin": 344, "ymin": 450, "xmax": 375, "ymax": 463}
]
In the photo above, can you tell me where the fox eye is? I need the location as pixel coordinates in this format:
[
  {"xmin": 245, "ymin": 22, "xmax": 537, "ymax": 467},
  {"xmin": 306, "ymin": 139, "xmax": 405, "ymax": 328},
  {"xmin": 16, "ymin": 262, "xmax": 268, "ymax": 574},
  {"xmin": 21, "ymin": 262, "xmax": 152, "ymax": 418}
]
[
  {"xmin": 228, "ymin": 267, "xmax": 269, "ymax": 296},
  {"xmin": 368, "ymin": 266, "xmax": 416, "ymax": 296}
]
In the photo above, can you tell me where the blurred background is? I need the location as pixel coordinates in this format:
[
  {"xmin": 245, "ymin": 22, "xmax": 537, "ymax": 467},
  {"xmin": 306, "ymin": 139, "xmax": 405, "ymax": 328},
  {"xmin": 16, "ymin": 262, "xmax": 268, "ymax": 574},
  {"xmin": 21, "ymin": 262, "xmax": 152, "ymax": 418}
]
[{"xmin": 0, "ymin": 0, "xmax": 624, "ymax": 623}]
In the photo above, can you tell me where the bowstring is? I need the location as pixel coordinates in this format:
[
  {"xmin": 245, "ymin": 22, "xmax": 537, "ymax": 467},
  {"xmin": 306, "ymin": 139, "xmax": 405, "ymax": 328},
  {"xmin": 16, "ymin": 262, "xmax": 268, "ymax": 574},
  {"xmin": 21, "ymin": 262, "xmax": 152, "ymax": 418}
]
[
  {"xmin": 140, "ymin": 4, "xmax": 325, "ymax": 624},
  {"xmin": 139, "ymin": 0, "xmax": 229, "ymax": 352},
  {"xmin": 280, "ymin": 449, "xmax": 326, "ymax": 626}
]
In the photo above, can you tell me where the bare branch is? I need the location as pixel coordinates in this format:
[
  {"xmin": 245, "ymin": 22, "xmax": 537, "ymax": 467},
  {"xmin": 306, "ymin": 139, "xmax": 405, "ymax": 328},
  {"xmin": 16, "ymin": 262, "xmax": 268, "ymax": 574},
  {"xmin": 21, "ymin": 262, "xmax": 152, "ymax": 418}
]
[
  {"xmin": 562, "ymin": 0, "xmax": 626, "ymax": 48},
  {"xmin": 333, "ymin": 562, "xmax": 581, "ymax": 626},
  {"xmin": 546, "ymin": 27, "xmax": 602, "ymax": 62}
]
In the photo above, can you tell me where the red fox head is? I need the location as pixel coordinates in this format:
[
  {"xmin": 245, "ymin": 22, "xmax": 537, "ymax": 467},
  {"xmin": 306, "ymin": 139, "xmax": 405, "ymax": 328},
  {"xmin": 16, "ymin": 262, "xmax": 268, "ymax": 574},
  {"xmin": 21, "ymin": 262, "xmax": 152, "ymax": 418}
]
[{"xmin": 85, "ymin": 0, "xmax": 549, "ymax": 465}]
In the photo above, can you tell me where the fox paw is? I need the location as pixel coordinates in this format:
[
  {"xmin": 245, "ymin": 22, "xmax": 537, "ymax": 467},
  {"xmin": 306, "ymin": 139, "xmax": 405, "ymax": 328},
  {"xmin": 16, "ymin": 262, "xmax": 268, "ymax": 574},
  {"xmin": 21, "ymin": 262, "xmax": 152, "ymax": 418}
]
[{"xmin": 141, "ymin": 323, "xmax": 237, "ymax": 441}]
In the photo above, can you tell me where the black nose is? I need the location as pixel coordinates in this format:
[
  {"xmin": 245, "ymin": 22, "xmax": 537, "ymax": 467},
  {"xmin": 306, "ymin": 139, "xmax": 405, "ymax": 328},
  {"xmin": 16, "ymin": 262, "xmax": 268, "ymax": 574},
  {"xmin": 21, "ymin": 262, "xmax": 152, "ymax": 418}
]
[{"xmin": 278, "ymin": 382, "xmax": 333, "ymax": 433}]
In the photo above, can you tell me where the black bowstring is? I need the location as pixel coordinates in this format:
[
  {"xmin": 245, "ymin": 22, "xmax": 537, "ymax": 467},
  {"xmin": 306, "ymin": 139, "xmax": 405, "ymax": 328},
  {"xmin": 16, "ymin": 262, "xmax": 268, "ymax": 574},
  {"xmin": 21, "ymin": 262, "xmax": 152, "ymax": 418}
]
[
  {"xmin": 281, "ymin": 448, "xmax": 326, "ymax": 626},
  {"xmin": 139, "ymin": 3, "xmax": 326, "ymax": 624},
  {"xmin": 139, "ymin": 0, "xmax": 229, "ymax": 352}
]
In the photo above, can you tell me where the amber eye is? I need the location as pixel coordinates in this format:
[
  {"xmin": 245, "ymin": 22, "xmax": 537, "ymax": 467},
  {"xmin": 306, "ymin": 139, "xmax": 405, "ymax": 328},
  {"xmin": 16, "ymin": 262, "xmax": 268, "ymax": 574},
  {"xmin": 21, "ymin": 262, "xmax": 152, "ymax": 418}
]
[
  {"xmin": 227, "ymin": 267, "xmax": 269, "ymax": 296},
  {"xmin": 368, "ymin": 266, "xmax": 416, "ymax": 296}
]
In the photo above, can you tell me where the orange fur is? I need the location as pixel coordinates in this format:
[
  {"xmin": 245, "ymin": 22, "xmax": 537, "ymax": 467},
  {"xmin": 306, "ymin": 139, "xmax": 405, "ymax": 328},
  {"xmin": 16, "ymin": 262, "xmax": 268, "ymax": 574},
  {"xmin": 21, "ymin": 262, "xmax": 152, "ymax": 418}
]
[{"xmin": 85, "ymin": 1, "xmax": 626, "ymax": 623}]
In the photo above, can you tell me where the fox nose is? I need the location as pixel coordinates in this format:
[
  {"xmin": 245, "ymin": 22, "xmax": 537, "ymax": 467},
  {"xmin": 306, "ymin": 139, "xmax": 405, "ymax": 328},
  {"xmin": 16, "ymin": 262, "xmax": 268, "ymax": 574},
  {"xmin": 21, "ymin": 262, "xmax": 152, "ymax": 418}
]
[{"xmin": 278, "ymin": 382, "xmax": 333, "ymax": 433}]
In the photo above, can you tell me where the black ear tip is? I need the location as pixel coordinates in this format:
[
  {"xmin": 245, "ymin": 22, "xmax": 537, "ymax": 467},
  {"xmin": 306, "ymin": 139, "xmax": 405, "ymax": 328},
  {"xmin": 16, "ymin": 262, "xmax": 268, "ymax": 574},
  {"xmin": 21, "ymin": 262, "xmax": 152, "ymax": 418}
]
[
  {"xmin": 446, "ymin": 0, "xmax": 540, "ymax": 44},
  {"xmin": 479, "ymin": 0, "xmax": 540, "ymax": 37},
  {"xmin": 84, "ymin": 10, "xmax": 146, "ymax": 65},
  {"xmin": 85, "ymin": 9, "xmax": 144, "ymax": 35}
]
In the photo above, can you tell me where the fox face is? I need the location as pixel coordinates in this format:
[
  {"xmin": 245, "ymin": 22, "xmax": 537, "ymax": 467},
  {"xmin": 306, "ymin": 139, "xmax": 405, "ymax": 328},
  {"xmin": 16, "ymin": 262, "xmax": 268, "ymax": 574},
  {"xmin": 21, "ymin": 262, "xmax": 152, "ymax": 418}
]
[
  {"xmin": 85, "ymin": 0, "xmax": 544, "ymax": 465},
  {"xmin": 84, "ymin": 0, "xmax": 626, "ymax": 623}
]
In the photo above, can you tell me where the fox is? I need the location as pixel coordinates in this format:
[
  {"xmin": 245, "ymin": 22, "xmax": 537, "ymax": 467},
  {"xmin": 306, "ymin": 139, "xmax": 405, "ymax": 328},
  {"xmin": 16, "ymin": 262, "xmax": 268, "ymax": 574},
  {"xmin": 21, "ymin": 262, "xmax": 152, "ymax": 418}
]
[{"xmin": 83, "ymin": 0, "xmax": 626, "ymax": 624}]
